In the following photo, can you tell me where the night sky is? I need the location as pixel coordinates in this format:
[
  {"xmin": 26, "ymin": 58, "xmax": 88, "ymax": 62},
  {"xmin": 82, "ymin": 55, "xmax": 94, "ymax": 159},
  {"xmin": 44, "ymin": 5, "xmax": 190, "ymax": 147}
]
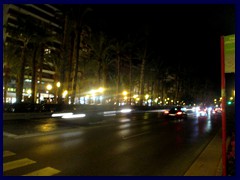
[{"xmin": 81, "ymin": 4, "xmax": 235, "ymax": 92}]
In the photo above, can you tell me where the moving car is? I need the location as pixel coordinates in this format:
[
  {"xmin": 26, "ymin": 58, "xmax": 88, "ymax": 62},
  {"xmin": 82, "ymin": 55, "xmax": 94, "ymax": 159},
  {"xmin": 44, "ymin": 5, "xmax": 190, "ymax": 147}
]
[
  {"xmin": 164, "ymin": 106, "xmax": 187, "ymax": 120},
  {"xmin": 198, "ymin": 106, "xmax": 208, "ymax": 117},
  {"xmin": 212, "ymin": 107, "xmax": 222, "ymax": 114}
]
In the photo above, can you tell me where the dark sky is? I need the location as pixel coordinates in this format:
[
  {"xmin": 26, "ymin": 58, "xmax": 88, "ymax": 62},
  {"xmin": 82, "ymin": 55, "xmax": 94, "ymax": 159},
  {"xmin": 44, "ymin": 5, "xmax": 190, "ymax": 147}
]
[
  {"xmin": 58, "ymin": 4, "xmax": 235, "ymax": 92},
  {"xmin": 83, "ymin": 4, "xmax": 235, "ymax": 91}
]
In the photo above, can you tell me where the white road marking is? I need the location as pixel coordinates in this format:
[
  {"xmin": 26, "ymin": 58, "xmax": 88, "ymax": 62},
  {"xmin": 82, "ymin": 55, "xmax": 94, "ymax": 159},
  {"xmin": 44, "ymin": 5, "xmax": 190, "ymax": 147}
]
[
  {"xmin": 3, "ymin": 150, "xmax": 16, "ymax": 157},
  {"xmin": 3, "ymin": 158, "xmax": 36, "ymax": 172},
  {"xmin": 122, "ymin": 131, "xmax": 150, "ymax": 140},
  {"xmin": 23, "ymin": 167, "xmax": 61, "ymax": 176}
]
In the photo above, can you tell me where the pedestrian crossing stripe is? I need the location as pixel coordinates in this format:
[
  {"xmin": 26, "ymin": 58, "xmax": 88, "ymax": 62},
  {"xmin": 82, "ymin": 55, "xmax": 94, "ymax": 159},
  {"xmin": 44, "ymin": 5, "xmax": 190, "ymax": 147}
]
[
  {"xmin": 3, "ymin": 158, "xmax": 36, "ymax": 172},
  {"xmin": 3, "ymin": 151, "xmax": 16, "ymax": 157},
  {"xmin": 22, "ymin": 167, "xmax": 61, "ymax": 176},
  {"xmin": 3, "ymin": 151, "xmax": 61, "ymax": 175}
]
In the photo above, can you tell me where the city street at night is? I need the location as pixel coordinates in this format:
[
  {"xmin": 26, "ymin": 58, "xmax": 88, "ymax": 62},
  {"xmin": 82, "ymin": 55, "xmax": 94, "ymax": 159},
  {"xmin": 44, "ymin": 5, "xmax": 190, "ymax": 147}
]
[
  {"xmin": 3, "ymin": 109, "xmax": 222, "ymax": 176},
  {"xmin": 3, "ymin": 3, "xmax": 235, "ymax": 177}
]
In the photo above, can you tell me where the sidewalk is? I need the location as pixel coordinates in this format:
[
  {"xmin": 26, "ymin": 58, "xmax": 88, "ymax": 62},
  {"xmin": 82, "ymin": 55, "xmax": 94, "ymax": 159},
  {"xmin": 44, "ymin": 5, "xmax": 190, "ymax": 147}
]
[{"xmin": 184, "ymin": 130, "xmax": 223, "ymax": 176}]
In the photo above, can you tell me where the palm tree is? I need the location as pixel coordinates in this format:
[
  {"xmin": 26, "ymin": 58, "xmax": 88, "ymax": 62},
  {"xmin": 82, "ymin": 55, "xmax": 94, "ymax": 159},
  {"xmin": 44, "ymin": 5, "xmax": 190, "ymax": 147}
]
[
  {"xmin": 29, "ymin": 19, "xmax": 57, "ymax": 104},
  {"xmin": 110, "ymin": 39, "xmax": 132, "ymax": 105},
  {"xmin": 142, "ymin": 56, "xmax": 162, "ymax": 105},
  {"xmin": 4, "ymin": 14, "xmax": 54, "ymax": 103},
  {"xmin": 54, "ymin": 9, "xmax": 71, "ymax": 104},
  {"xmin": 5, "ymin": 14, "xmax": 35, "ymax": 103},
  {"xmin": 3, "ymin": 42, "xmax": 22, "ymax": 103},
  {"xmin": 128, "ymin": 26, "xmax": 151, "ymax": 106},
  {"xmin": 88, "ymin": 32, "xmax": 113, "ymax": 88},
  {"xmin": 69, "ymin": 7, "xmax": 92, "ymax": 104},
  {"xmin": 134, "ymin": 43, "xmax": 149, "ymax": 105}
]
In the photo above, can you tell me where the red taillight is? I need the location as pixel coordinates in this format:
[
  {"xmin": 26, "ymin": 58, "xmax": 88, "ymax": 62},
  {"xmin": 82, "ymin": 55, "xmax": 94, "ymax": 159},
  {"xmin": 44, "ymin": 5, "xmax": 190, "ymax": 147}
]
[{"xmin": 176, "ymin": 112, "xmax": 183, "ymax": 115}]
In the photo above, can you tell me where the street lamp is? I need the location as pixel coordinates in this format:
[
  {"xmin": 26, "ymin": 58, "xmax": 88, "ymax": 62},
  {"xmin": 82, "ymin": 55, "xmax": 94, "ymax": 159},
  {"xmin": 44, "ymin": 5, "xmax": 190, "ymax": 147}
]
[
  {"xmin": 46, "ymin": 84, "xmax": 52, "ymax": 91},
  {"xmin": 62, "ymin": 90, "xmax": 68, "ymax": 98},
  {"xmin": 122, "ymin": 91, "xmax": 128, "ymax": 96},
  {"xmin": 98, "ymin": 87, "xmax": 104, "ymax": 93}
]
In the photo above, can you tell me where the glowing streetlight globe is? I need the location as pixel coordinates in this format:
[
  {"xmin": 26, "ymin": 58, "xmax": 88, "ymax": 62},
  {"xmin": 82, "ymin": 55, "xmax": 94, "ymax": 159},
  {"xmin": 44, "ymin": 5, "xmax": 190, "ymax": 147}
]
[{"xmin": 46, "ymin": 84, "xmax": 52, "ymax": 91}]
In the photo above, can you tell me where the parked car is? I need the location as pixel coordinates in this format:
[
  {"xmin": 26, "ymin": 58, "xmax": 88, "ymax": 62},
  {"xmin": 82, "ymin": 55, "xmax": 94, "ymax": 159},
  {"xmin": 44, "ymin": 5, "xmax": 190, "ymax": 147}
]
[
  {"xmin": 164, "ymin": 106, "xmax": 187, "ymax": 120},
  {"xmin": 6, "ymin": 102, "xmax": 34, "ymax": 113},
  {"xmin": 6, "ymin": 102, "xmax": 46, "ymax": 113}
]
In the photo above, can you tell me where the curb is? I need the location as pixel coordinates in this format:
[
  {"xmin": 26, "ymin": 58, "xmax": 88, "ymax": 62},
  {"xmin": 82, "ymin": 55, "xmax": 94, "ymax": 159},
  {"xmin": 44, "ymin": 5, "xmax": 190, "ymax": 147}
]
[{"xmin": 184, "ymin": 130, "xmax": 222, "ymax": 176}]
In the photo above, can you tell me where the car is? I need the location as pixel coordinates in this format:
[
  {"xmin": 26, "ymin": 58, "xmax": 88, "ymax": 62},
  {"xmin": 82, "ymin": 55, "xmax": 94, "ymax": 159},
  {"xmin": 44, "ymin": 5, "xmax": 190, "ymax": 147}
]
[
  {"xmin": 6, "ymin": 102, "xmax": 45, "ymax": 113},
  {"xmin": 164, "ymin": 106, "xmax": 187, "ymax": 120},
  {"xmin": 212, "ymin": 107, "xmax": 222, "ymax": 114},
  {"xmin": 198, "ymin": 106, "xmax": 208, "ymax": 117}
]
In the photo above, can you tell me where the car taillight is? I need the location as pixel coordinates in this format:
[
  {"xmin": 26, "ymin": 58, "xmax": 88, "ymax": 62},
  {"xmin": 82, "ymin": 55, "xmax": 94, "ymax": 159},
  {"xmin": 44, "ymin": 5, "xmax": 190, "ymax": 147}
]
[{"xmin": 177, "ymin": 112, "xmax": 183, "ymax": 115}]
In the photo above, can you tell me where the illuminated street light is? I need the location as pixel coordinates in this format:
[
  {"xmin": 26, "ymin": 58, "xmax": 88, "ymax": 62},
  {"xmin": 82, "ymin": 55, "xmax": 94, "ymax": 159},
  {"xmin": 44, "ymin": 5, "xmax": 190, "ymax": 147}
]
[
  {"xmin": 62, "ymin": 90, "xmax": 68, "ymax": 98},
  {"xmin": 133, "ymin": 94, "xmax": 138, "ymax": 99},
  {"xmin": 98, "ymin": 87, "xmax": 104, "ymax": 93},
  {"xmin": 90, "ymin": 89, "xmax": 96, "ymax": 96},
  {"xmin": 56, "ymin": 82, "xmax": 61, "ymax": 88},
  {"xmin": 27, "ymin": 89, "xmax": 32, "ymax": 98},
  {"xmin": 26, "ymin": 89, "xmax": 32, "ymax": 95},
  {"xmin": 46, "ymin": 84, "xmax": 52, "ymax": 91},
  {"xmin": 122, "ymin": 91, "xmax": 128, "ymax": 96},
  {"xmin": 145, "ymin": 94, "xmax": 149, "ymax": 99}
]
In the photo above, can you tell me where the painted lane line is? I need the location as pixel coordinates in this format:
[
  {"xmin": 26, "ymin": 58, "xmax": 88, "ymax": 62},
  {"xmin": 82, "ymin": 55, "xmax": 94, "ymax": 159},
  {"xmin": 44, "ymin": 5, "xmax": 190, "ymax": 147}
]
[
  {"xmin": 122, "ymin": 131, "xmax": 150, "ymax": 140},
  {"xmin": 23, "ymin": 167, "xmax": 61, "ymax": 176},
  {"xmin": 3, "ymin": 158, "xmax": 36, "ymax": 172},
  {"xmin": 3, "ymin": 132, "xmax": 17, "ymax": 138},
  {"xmin": 3, "ymin": 151, "xmax": 16, "ymax": 157}
]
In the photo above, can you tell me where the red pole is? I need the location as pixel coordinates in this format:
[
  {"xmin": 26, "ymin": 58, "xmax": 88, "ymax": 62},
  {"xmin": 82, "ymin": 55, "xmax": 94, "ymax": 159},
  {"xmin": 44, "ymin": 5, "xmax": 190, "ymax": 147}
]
[{"xmin": 220, "ymin": 36, "xmax": 227, "ymax": 176}]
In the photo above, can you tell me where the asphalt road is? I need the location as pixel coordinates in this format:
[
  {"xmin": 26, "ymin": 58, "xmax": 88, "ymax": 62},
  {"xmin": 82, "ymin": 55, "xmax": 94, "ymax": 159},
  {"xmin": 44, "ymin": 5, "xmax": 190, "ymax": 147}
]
[{"xmin": 3, "ymin": 110, "xmax": 222, "ymax": 176}]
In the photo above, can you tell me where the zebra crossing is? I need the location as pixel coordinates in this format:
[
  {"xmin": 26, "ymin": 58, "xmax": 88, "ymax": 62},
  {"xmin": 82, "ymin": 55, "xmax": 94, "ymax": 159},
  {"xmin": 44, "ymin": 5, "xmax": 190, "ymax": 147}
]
[{"xmin": 3, "ymin": 150, "xmax": 61, "ymax": 176}]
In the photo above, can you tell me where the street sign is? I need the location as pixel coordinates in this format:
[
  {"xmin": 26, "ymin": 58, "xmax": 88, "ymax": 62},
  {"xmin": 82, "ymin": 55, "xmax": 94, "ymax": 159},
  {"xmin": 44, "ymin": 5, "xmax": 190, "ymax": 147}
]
[{"xmin": 224, "ymin": 34, "xmax": 235, "ymax": 73}]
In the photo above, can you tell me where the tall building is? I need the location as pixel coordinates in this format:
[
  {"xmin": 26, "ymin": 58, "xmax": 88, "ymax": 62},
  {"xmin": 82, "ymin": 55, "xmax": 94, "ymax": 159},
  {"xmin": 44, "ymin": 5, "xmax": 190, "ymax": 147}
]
[{"xmin": 3, "ymin": 4, "xmax": 63, "ymax": 103}]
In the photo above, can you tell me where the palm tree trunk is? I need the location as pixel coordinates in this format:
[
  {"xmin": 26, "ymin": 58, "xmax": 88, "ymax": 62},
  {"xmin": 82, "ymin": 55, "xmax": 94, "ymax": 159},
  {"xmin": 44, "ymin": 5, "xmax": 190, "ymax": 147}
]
[
  {"xmin": 139, "ymin": 49, "xmax": 147, "ymax": 105},
  {"xmin": 37, "ymin": 45, "xmax": 44, "ymax": 104},
  {"xmin": 66, "ymin": 32, "xmax": 75, "ymax": 104},
  {"xmin": 16, "ymin": 44, "xmax": 27, "ymax": 103},
  {"xmin": 31, "ymin": 45, "xmax": 39, "ymax": 104},
  {"xmin": 116, "ymin": 55, "xmax": 120, "ymax": 105},
  {"xmin": 129, "ymin": 56, "xmax": 132, "ymax": 105},
  {"xmin": 71, "ymin": 28, "xmax": 81, "ymax": 104},
  {"xmin": 59, "ymin": 14, "xmax": 69, "ymax": 104},
  {"xmin": 3, "ymin": 65, "xmax": 9, "ymax": 103}
]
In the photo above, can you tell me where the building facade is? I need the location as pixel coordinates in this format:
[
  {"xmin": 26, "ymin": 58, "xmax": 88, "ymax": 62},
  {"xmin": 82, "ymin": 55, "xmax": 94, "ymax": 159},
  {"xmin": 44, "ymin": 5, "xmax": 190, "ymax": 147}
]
[{"xmin": 3, "ymin": 4, "xmax": 62, "ymax": 103}]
